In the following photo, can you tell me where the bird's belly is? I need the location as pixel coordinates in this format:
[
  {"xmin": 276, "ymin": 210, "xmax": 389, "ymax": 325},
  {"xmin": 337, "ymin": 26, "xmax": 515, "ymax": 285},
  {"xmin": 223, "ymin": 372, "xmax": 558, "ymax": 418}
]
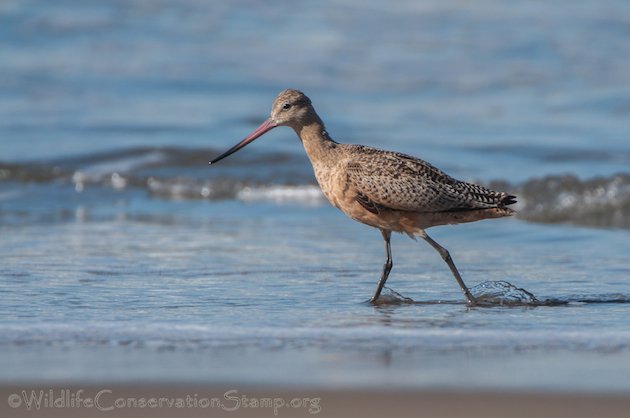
[{"xmin": 340, "ymin": 201, "xmax": 420, "ymax": 234}]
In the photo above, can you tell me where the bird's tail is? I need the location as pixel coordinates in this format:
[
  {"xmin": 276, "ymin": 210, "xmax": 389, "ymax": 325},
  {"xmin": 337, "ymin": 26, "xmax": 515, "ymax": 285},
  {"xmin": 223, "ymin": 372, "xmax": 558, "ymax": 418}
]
[{"xmin": 499, "ymin": 193, "xmax": 517, "ymax": 207}]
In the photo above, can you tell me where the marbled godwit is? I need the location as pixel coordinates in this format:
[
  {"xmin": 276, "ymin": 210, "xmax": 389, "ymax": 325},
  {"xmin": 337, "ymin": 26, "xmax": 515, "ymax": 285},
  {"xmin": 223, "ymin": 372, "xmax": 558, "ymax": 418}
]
[{"xmin": 210, "ymin": 89, "xmax": 516, "ymax": 306}]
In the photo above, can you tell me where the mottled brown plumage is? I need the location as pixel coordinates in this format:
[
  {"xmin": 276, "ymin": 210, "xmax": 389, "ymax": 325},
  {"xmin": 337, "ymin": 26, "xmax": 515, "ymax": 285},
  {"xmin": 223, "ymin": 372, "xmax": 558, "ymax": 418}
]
[{"xmin": 210, "ymin": 89, "xmax": 517, "ymax": 305}]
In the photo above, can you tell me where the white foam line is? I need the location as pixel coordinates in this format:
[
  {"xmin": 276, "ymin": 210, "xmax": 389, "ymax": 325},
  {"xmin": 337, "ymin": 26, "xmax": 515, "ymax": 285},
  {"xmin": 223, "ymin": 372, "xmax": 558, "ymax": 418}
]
[
  {"xmin": 237, "ymin": 185, "xmax": 326, "ymax": 204},
  {"xmin": 3, "ymin": 323, "xmax": 630, "ymax": 351}
]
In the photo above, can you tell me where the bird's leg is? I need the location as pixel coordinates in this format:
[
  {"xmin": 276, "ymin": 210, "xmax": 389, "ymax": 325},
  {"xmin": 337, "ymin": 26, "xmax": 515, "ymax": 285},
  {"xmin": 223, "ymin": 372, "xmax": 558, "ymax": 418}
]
[
  {"xmin": 370, "ymin": 229, "xmax": 393, "ymax": 303},
  {"xmin": 418, "ymin": 231, "xmax": 478, "ymax": 306}
]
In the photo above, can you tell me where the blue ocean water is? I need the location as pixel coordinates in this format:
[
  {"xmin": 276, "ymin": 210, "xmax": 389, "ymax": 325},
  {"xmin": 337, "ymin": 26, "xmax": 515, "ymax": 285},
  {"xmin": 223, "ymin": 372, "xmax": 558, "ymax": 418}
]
[{"xmin": 1, "ymin": 0, "xmax": 630, "ymax": 391}]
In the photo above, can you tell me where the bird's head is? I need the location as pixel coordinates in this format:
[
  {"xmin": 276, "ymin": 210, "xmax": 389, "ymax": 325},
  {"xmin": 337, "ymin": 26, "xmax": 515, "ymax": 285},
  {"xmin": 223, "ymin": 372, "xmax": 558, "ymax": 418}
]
[{"xmin": 209, "ymin": 89, "xmax": 314, "ymax": 165}]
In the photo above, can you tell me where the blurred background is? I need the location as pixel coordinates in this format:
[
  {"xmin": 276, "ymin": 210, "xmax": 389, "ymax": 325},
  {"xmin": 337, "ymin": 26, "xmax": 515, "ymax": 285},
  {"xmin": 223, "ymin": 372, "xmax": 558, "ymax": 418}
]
[
  {"xmin": 2, "ymin": 0, "xmax": 630, "ymax": 225},
  {"xmin": 1, "ymin": 0, "xmax": 630, "ymax": 392},
  {"xmin": 0, "ymin": 0, "xmax": 630, "ymax": 228}
]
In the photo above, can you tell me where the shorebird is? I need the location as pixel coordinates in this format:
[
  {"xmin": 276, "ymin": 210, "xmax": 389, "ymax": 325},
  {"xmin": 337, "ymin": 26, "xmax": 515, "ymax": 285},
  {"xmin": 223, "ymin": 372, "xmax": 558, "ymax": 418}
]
[{"xmin": 210, "ymin": 89, "xmax": 516, "ymax": 306}]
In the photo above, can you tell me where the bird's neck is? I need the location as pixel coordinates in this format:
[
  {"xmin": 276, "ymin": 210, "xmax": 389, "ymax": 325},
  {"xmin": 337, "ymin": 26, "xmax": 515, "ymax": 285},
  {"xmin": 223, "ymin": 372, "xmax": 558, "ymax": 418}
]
[{"xmin": 293, "ymin": 117, "xmax": 339, "ymax": 164}]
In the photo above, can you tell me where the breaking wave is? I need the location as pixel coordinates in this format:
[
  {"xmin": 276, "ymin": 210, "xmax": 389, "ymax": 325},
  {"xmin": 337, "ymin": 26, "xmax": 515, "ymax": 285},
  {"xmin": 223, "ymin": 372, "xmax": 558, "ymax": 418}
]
[
  {"xmin": 3, "ymin": 322, "xmax": 630, "ymax": 353},
  {"xmin": 514, "ymin": 173, "xmax": 630, "ymax": 229},
  {"xmin": 1, "ymin": 147, "xmax": 629, "ymax": 228}
]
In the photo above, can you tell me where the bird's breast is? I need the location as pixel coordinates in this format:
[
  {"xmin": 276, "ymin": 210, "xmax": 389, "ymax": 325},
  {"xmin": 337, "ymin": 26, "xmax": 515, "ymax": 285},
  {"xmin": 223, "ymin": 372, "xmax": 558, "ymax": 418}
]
[{"xmin": 311, "ymin": 163, "xmax": 342, "ymax": 209}]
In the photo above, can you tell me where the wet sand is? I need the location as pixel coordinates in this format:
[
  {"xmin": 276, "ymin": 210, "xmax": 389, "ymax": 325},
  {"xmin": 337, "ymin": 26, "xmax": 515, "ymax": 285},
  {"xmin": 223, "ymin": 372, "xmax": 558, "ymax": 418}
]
[{"xmin": 2, "ymin": 384, "xmax": 629, "ymax": 418}]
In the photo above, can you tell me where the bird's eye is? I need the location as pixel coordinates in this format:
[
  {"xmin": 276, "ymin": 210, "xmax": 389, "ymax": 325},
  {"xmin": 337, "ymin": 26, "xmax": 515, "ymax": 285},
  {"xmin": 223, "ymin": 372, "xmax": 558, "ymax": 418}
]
[{"xmin": 282, "ymin": 103, "xmax": 292, "ymax": 110}]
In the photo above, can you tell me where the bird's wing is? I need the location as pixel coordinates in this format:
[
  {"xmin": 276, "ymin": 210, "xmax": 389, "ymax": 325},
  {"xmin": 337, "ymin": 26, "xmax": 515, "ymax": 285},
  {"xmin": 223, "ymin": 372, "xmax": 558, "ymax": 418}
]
[{"xmin": 343, "ymin": 146, "xmax": 511, "ymax": 213}]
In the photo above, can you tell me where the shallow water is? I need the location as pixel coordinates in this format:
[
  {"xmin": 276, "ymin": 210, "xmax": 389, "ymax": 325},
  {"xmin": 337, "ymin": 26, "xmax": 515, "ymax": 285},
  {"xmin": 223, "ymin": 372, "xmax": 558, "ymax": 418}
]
[
  {"xmin": 2, "ymin": 208, "xmax": 630, "ymax": 390},
  {"xmin": 1, "ymin": 0, "xmax": 630, "ymax": 392}
]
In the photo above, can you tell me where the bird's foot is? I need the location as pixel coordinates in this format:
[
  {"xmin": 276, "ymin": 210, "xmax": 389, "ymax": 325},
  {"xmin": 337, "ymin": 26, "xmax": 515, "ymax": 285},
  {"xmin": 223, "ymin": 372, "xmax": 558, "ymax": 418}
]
[{"xmin": 465, "ymin": 293, "xmax": 478, "ymax": 307}]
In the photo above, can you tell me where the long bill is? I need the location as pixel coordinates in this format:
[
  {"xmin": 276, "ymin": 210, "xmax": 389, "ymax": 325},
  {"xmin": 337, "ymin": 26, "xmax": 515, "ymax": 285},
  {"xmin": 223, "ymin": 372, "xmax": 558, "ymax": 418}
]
[{"xmin": 209, "ymin": 118, "xmax": 278, "ymax": 165}]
